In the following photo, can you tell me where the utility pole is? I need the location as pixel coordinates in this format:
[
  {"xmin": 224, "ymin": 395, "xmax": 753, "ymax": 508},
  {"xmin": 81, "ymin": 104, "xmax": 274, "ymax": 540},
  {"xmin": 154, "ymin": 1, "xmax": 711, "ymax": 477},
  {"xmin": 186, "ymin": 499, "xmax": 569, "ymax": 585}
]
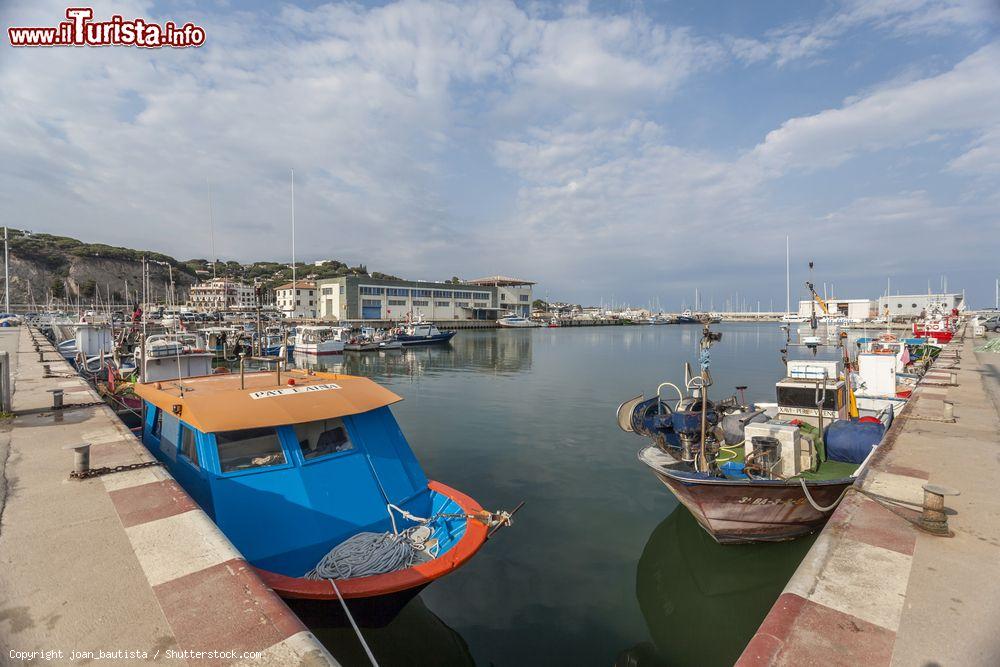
[{"xmin": 3, "ymin": 227, "xmax": 9, "ymax": 314}]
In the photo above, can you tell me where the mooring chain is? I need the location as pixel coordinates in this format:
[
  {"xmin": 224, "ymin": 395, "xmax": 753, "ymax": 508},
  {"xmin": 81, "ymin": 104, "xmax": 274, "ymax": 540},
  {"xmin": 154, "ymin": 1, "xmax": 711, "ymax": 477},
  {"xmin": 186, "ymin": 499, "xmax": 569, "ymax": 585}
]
[{"xmin": 70, "ymin": 460, "xmax": 161, "ymax": 480}]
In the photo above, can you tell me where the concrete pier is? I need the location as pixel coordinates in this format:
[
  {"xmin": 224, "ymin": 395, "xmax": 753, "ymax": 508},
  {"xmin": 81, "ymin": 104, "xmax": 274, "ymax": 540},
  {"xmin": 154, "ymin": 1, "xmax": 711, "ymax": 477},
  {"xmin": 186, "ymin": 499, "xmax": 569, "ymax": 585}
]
[
  {"xmin": 0, "ymin": 328, "xmax": 338, "ymax": 666},
  {"xmin": 738, "ymin": 330, "xmax": 1000, "ymax": 666}
]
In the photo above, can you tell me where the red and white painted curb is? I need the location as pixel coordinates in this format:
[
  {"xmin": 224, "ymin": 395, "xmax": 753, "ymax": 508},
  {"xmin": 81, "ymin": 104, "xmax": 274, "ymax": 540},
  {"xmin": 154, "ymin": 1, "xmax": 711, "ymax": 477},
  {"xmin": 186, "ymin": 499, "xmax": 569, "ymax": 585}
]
[
  {"xmin": 737, "ymin": 340, "xmax": 961, "ymax": 666},
  {"xmin": 93, "ymin": 441, "xmax": 338, "ymax": 666}
]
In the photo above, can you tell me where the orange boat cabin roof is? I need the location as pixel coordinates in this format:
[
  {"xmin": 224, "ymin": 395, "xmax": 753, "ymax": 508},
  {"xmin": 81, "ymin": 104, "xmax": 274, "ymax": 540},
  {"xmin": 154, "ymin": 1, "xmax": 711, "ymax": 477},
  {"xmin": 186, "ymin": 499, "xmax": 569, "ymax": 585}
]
[{"xmin": 132, "ymin": 370, "xmax": 403, "ymax": 433}]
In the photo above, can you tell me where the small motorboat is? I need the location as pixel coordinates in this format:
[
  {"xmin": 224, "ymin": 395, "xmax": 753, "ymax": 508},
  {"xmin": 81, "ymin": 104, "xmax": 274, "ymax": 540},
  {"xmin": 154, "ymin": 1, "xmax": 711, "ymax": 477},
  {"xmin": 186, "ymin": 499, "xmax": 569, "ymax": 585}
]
[
  {"xmin": 132, "ymin": 369, "xmax": 517, "ymax": 617},
  {"xmin": 616, "ymin": 326, "xmax": 894, "ymax": 543},
  {"xmin": 497, "ymin": 314, "xmax": 542, "ymax": 328},
  {"xmin": 296, "ymin": 325, "xmax": 349, "ymax": 356},
  {"xmin": 394, "ymin": 320, "xmax": 457, "ymax": 346},
  {"xmin": 674, "ymin": 309, "xmax": 700, "ymax": 324}
]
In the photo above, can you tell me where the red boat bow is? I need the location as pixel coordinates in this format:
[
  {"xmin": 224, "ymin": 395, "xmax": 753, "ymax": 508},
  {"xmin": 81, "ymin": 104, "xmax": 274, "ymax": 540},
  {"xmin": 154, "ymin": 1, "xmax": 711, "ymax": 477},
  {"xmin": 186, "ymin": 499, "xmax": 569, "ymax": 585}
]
[{"xmin": 254, "ymin": 480, "xmax": 489, "ymax": 600}]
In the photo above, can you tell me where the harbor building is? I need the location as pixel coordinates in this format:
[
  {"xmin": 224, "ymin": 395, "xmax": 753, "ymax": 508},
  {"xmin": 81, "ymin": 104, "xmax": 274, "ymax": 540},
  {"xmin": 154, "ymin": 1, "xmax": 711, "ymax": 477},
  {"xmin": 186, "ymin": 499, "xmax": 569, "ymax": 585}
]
[
  {"xmin": 796, "ymin": 298, "xmax": 876, "ymax": 320},
  {"xmin": 316, "ymin": 275, "xmax": 533, "ymax": 322},
  {"xmin": 465, "ymin": 276, "xmax": 535, "ymax": 317},
  {"xmin": 189, "ymin": 277, "xmax": 257, "ymax": 311},
  {"xmin": 877, "ymin": 292, "xmax": 965, "ymax": 318},
  {"xmin": 275, "ymin": 280, "xmax": 318, "ymax": 318}
]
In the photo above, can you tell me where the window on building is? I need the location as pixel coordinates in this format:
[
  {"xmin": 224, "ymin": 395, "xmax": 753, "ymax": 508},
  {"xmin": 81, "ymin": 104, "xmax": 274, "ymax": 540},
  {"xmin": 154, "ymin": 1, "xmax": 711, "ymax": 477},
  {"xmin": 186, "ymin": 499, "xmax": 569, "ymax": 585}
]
[
  {"xmin": 436, "ymin": 290, "xmax": 453, "ymax": 298},
  {"xmin": 500, "ymin": 295, "xmax": 507, "ymax": 301},
  {"xmin": 216, "ymin": 427, "xmax": 286, "ymax": 473},
  {"xmin": 296, "ymin": 300, "xmax": 301, "ymax": 306},
  {"xmin": 340, "ymin": 286, "xmax": 345, "ymax": 294},
  {"xmin": 435, "ymin": 301, "xmax": 449, "ymax": 307},
  {"xmin": 296, "ymin": 290, "xmax": 300, "ymax": 295},
  {"xmin": 294, "ymin": 419, "xmax": 354, "ymax": 460},
  {"xmin": 322, "ymin": 287, "xmax": 333, "ymax": 295},
  {"xmin": 387, "ymin": 288, "xmax": 409, "ymax": 297},
  {"xmin": 453, "ymin": 291, "xmax": 472, "ymax": 299},
  {"xmin": 388, "ymin": 299, "xmax": 406, "ymax": 306},
  {"xmin": 360, "ymin": 286, "xmax": 385, "ymax": 295},
  {"xmin": 413, "ymin": 300, "xmax": 429, "ymax": 306},
  {"xmin": 474, "ymin": 302, "xmax": 488, "ymax": 308},
  {"xmin": 519, "ymin": 295, "xmax": 529, "ymax": 302},
  {"xmin": 413, "ymin": 289, "xmax": 432, "ymax": 298},
  {"xmin": 912, "ymin": 303, "xmax": 918, "ymax": 308},
  {"xmin": 362, "ymin": 299, "xmax": 382, "ymax": 307},
  {"xmin": 456, "ymin": 302, "xmax": 469, "ymax": 308}
]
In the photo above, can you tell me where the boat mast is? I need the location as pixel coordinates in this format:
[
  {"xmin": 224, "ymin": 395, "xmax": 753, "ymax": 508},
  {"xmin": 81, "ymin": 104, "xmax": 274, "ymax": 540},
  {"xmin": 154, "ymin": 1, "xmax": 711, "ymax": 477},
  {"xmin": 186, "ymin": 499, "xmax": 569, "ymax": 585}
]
[
  {"xmin": 785, "ymin": 235, "xmax": 790, "ymax": 315},
  {"xmin": 290, "ymin": 168, "xmax": 296, "ymax": 318}
]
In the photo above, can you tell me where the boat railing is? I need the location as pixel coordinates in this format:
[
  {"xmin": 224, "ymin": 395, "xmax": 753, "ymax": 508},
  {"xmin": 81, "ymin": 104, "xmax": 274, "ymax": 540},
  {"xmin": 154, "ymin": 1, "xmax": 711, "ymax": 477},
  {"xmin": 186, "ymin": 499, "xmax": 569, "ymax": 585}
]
[{"xmin": 656, "ymin": 382, "xmax": 685, "ymax": 414}]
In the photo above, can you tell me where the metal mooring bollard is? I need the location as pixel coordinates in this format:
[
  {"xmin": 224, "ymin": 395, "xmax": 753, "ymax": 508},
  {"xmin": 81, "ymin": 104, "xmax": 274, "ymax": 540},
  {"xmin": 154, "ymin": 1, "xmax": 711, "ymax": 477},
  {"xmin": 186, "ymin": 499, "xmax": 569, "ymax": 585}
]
[
  {"xmin": 943, "ymin": 401, "xmax": 955, "ymax": 421},
  {"xmin": 63, "ymin": 442, "xmax": 91, "ymax": 476},
  {"xmin": 48, "ymin": 388, "xmax": 64, "ymax": 409},
  {"xmin": 920, "ymin": 483, "xmax": 960, "ymax": 535}
]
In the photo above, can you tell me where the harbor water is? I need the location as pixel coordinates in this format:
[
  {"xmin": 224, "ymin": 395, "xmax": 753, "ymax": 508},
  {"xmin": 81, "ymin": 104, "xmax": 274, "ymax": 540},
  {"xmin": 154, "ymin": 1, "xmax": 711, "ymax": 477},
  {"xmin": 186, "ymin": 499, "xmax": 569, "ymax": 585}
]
[{"xmin": 295, "ymin": 323, "xmax": 844, "ymax": 666}]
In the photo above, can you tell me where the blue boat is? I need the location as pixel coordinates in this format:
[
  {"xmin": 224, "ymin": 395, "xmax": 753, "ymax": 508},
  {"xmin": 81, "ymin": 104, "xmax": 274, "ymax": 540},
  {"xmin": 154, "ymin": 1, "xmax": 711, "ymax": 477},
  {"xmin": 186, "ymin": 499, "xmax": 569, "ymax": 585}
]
[
  {"xmin": 133, "ymin": 369, "xmax": 505, "ymax": 613},
  {"xmin": 394, "ymin": 321, "xmax": 457, "ymax": 346}
]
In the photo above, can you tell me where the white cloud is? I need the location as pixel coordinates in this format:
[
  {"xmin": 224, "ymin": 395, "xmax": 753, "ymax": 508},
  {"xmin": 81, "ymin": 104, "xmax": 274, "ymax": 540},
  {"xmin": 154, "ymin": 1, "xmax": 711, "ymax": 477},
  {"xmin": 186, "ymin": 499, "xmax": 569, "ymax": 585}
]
[
  {"xmin": 0, "ymin": 0, "xmax": 997, "ymax": 305},
  {"xmin": 751, "ymin": 44, "xmax": 1000, "ymax": 171},
  {"xmin": 730, "ymin": 0, "xmax": 999, "ymax": 67}
]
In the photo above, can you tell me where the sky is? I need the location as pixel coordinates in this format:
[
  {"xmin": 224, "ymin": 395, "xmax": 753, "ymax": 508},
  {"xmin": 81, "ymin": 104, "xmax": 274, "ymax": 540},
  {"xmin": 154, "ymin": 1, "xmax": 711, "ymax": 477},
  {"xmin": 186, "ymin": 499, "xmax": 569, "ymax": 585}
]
[{"xmin": 1, "ymin": 0, "xmax": 999, "ymax": 309}]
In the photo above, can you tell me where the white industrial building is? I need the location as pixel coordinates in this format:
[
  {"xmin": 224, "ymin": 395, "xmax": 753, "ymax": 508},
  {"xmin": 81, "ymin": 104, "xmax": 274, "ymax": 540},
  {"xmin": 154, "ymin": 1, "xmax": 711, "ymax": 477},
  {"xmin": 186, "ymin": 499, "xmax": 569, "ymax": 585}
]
[
  {"xmin": 315, "ymin": 275, "xmax": 534, "ymax": 322},
  {"xmin": 877, "ymin": 293, "xmax": 965, "ymax": 318},
  {"xmin": 796, "ymin": 298, "xmax": 875, "ymax": 321}
]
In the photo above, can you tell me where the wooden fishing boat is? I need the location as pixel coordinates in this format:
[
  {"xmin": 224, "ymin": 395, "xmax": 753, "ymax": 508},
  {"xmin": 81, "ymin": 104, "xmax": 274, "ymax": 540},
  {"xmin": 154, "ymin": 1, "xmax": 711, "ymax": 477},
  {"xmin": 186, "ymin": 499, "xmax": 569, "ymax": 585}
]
[
  {"xmin": 617, "ymin": 328, "xmax": 894, "ymax": 544},
  {"xmin": 132, "ymin": 369, "xmax": 514, "ymax": 615}
]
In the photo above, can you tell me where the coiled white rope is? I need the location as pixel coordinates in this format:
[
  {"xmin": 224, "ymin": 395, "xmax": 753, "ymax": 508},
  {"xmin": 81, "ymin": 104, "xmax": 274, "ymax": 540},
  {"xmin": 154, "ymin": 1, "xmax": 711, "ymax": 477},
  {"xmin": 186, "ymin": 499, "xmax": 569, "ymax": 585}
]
[
  {"xmin": 304, "ymin": 504, "xmax": 440, "ymax": 581},
  {"xmin": 304, "ymin": 527, "xmax": 426, "ymax": 580}
]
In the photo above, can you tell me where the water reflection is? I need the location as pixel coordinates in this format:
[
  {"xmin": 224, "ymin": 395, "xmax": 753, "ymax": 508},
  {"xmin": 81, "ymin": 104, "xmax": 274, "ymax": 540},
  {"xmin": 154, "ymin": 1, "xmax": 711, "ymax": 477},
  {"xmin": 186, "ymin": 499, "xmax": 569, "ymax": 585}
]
[
  {"xmin": 277, "ymin": 324, "xmax": 831, "ymax": 665},
  {"xmin": 617, "ymin": 506, "xmax": 817, "ymax": 667},
  {"xmin": 291, "ymin": 328, "xmax": 534, "ymax": 379},
  {"xmin": 303, "ymin": 596, "xmax": 474, "ymax": 667}
]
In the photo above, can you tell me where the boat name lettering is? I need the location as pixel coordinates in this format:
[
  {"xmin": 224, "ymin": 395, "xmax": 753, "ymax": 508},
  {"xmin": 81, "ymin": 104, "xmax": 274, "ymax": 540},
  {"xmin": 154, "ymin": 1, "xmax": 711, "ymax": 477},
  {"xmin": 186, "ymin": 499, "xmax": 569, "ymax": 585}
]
[
  {"xmin": 249, "ymin": 383, "xmax": 342, "ymax": 399},
  {"xmin": 737, "ymin": 496, "xmax": 805, "ymax": 506}
]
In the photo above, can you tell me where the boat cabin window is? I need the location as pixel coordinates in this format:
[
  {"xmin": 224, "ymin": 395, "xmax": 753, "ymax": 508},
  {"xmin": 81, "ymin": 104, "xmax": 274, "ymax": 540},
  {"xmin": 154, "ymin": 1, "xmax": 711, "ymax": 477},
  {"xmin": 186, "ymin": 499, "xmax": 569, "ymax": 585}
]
[
  {"xmin": 216, "ymin": 427, "xmax": 286, "ymax": 473},
  {"xmin": 180, "ymin": 427, "xmax": 199, "ymax": 466},
  {"xmin": 160, "ymin": 412, "xmax": 180, "ymax": 448},
  {"xmin": 294, "ymin": 418, "xmax": 354, "ymax": 460},
  {"xmin": 152, "ymin": 407, "xmax": 163, "ymax": 438}
]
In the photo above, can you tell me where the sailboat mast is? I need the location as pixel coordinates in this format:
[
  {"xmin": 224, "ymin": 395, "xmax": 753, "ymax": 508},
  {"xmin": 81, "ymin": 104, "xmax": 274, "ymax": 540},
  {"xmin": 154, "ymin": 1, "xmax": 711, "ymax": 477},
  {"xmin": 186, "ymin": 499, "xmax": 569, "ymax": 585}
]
[
  {"xmin": 785, "ymin": 235, "xmax": 790, "ymax": 314},
  {"xmin": 291, "ymin": 168, "xmax": 296, "ymax": 313},
  {"xmin": 208, "ymin": 182, "xmax": 217, "ymax": 281}
]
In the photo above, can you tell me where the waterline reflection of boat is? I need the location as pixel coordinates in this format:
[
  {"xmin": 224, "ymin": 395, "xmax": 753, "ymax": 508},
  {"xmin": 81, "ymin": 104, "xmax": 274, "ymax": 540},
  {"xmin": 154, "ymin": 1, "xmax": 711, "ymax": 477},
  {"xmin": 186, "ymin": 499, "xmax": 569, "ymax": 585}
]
[
  {"xmin": 301, "ymin": 595, "xmax": 474, "ymax": 665},
  {"xmin": 614, "ymin": 507, "xmax": 816, "ymax": 666}
]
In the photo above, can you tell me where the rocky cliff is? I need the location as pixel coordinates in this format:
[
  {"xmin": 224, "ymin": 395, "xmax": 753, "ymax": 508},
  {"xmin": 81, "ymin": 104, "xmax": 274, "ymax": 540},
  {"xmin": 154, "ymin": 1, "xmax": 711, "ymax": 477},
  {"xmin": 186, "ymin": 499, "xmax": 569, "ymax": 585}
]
[{"xmin": 4, "ymin": 230, "xmax": 195, "ymax": 307}]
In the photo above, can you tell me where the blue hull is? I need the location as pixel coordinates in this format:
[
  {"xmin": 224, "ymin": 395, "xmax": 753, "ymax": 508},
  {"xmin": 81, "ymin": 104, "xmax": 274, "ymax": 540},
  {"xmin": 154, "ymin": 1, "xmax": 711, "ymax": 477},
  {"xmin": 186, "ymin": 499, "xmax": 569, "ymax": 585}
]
[{"xmin": 396, "ymin": 331, "xmax": 456, "ymax": 346}]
